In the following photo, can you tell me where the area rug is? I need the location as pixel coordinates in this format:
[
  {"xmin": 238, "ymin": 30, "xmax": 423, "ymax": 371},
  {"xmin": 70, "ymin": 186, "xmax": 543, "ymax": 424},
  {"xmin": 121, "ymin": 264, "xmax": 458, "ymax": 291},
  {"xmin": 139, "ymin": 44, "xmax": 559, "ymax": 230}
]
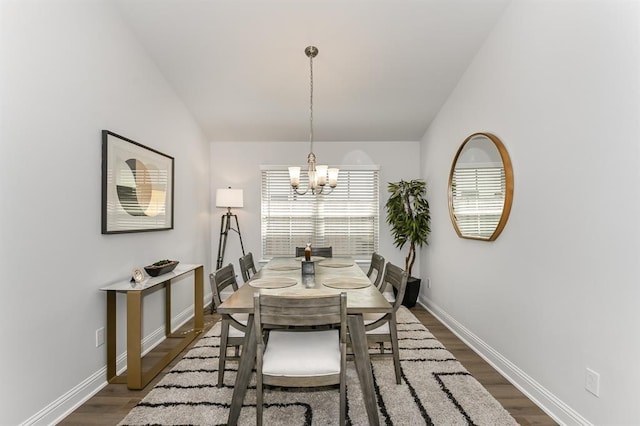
[{"xmin": 119, "ymin": 307, "xmax": 518, "ymax": 425}]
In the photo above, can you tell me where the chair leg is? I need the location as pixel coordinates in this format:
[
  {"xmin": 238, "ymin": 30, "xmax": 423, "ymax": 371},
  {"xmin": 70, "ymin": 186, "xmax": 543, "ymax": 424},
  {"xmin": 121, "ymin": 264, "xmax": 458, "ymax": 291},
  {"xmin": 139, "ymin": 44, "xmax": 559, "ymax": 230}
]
[
  {"xmin": 378, "ymin": 342, "xmax": 384, "ymax": 354},
  {"xmin": 256, "ymin": 371, "xmax": 263, "ymax": 426},
  {"xmin": 218, "ymin": 320, "xmax": 230, "ymax": 387},
  {"xmin": 339, "ymin": 374, "xmax": 346, "ymax": 426},
  {"xmin": 389, "ymin": 315, "xmax": 402, "ymax": 384},
  {"xmin": 339, "ymin": 342, "xmax": 346, "ymax": 426}
]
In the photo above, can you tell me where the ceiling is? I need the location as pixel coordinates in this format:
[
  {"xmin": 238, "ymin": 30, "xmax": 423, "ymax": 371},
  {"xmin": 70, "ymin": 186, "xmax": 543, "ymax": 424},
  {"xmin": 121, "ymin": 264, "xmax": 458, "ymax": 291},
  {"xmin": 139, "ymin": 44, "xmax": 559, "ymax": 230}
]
[{"xmin": 115, "ymin": 0, "xmax": 510, "ymax": 142}]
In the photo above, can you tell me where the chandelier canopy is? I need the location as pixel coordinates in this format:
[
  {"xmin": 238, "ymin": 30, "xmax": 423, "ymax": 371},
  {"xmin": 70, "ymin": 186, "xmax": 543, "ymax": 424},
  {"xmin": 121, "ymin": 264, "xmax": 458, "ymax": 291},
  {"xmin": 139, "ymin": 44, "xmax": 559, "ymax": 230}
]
[{"xmin": 288, "ymin": 46, "xmax": 338, "ymax": 195}]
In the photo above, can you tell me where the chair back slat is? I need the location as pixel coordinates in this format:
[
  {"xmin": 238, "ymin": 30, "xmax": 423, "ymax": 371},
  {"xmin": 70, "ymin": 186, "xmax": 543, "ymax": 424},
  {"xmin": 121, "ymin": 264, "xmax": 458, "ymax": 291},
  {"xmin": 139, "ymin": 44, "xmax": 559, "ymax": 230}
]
[
  {"xmin": 257, "ymin": 293, "xmax": 344, "ymax": 327},
  {"xmin": 383, "ymin": 262, "xmax": 409, "ymax": 311},
  {"xmin": 366, "ymin": 252, "xmax": 385, "ymax": 290},
  {"xmin": 209, "ymin": 264, "xmax": 239, "ymax": 309},
  {"xmin": 239, "ymin": 252, "xmax": 257, "ymax": 282}
]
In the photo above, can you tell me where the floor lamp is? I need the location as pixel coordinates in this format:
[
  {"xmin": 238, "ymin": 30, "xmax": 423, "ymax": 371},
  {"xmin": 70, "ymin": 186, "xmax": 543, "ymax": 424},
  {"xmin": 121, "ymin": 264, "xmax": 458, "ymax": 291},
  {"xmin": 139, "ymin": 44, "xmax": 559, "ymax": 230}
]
[{"xmin": 215, "ymin": 188, "xmax": 245, "ymax": 270}]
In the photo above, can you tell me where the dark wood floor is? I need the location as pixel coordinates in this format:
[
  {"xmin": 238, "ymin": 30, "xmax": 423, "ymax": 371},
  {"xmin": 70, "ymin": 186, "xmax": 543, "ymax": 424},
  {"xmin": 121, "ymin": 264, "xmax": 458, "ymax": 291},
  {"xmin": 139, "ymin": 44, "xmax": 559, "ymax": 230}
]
[{"xmin": 60, "ymin": 305, "xmax": 557, "ymax": 425}]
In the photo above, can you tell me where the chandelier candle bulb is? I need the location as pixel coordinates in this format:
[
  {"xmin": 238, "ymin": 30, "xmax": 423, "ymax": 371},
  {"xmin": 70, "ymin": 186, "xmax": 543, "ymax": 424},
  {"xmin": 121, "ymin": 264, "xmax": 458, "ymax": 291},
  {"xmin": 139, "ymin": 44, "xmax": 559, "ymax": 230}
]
[
  {"xmin": 288, "ymin": 167, "xmax": 301, "ymax": 188},
  {"xmin": 316, "ymin": 165, "xmax": 328, "ymax": 186},
  {"xmin": 328, "ymin": 168, "xmax": 339, "ymax": 187}
]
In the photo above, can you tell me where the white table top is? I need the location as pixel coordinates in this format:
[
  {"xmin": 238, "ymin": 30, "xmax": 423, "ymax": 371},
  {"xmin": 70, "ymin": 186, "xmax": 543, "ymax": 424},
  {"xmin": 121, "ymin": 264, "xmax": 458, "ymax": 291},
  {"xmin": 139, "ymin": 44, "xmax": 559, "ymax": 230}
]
[{"xmin": 99, "ymin": 263, "xmax": 202, "ymax": 292}]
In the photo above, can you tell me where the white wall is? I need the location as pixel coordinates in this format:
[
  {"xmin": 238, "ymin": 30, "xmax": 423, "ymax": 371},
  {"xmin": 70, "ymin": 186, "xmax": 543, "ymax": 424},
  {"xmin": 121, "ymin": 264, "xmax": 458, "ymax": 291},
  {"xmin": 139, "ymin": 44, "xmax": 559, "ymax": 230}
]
[
  {"xmin": 0, "ymin": 1, "xmax": 211, "ymax": 424},
  {"xmin": 210, "ymin": 141, "xmax": 421, "ymax": 274},
  {"xmin": 420, "ymin": 1, "xmax": 640, "ymax": 424}
]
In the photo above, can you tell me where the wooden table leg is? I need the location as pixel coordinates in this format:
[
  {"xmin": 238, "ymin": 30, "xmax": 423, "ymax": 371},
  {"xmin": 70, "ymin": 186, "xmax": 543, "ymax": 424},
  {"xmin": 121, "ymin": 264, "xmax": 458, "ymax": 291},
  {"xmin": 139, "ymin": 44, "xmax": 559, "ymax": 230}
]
[
  {"xmin": 348, "ymin": 314, "xmax": 380, "ymax": 426},
  {"xmin": 226, "ymin": 314, "xmax": 255, "ymax": 426}
]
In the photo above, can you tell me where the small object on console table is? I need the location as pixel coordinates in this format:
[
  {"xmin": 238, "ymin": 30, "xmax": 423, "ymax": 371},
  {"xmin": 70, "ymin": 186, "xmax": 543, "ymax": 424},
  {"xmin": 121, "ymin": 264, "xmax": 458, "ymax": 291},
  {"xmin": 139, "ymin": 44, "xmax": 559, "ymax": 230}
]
[
  {"xmin": 144, "ymin": 259, "xmax": 179, "ymax": 277},
  {"xmin": 131, "ymin": 268, "xmax": 145, "ymax": 285}
]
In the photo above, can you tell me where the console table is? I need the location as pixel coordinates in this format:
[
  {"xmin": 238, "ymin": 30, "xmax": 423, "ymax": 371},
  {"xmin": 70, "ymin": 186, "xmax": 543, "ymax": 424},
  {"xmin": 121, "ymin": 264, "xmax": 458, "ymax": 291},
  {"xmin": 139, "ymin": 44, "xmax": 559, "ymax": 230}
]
[{"xmin": 100, "ymin": 263, "xmax": 204, "ymax": 389}]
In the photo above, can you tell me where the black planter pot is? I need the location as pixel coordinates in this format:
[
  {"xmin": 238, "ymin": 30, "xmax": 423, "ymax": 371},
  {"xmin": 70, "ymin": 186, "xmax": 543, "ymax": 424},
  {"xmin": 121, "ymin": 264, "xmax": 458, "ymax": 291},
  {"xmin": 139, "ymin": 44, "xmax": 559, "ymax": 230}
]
[{"xmin": 394, "ymin": 276, "xmax": 421, "ymax": 308}]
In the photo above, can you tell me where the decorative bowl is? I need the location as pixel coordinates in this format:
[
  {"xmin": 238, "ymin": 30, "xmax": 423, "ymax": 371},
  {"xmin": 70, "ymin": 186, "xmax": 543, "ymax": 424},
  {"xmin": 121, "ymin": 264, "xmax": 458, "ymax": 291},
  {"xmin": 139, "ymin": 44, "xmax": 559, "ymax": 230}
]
[{"xmin": 144, "ymin": 260, "xmax": 179, "ymax": 277}]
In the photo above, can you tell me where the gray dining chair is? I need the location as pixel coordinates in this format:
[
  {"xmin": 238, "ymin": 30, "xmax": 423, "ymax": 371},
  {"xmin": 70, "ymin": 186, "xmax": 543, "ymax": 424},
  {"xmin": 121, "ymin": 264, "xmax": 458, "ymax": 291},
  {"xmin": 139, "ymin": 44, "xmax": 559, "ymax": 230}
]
[
  {"xmin": 362, "ymin": 262, "xmax": 408, "ymax": 384},
  {"xmin": 254, "ymin": 291, "xmax": 347, "ymax": 426},
  {"xmin": 238, "ymin": 252, "xmax": 258, "ymax": 283},
  {"xmin": 209, "ymin": 263, "xmax": 247, "ymax": 387},
  {"xmin": 295, "ymin": 246, "xmax": 333, "ymax": 258},
  {"xmin": 366, "ymin": 252, "xmax": 385, "ymax": 291}
]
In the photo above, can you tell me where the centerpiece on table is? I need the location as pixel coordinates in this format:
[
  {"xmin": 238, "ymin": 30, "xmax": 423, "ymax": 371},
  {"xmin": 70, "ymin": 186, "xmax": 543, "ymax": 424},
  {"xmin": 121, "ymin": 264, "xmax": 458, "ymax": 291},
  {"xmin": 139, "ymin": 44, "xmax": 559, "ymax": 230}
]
[
  {"xmin": 301, "ymin": 243, "xmax": 315, "ymax": 276},
  {"xmin": 144, "ymin": 259, "xmax": 179, "ymax": 277}
]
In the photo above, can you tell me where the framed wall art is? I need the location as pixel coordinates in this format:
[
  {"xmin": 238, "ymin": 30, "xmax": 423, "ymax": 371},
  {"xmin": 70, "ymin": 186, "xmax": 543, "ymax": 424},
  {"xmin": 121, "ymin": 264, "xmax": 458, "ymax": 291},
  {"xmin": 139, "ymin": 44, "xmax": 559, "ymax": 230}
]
[{"xmin": 101, "ymin": 130, "xmax": 174, "ymax": 234}]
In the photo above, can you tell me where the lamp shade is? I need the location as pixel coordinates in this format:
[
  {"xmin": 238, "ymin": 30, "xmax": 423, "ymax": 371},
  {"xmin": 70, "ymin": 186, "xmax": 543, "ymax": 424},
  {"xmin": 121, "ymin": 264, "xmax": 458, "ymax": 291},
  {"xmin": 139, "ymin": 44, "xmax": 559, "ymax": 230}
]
[{"xmin": 216, "ymin": 188, "xmax": 244, "ymax": 208}]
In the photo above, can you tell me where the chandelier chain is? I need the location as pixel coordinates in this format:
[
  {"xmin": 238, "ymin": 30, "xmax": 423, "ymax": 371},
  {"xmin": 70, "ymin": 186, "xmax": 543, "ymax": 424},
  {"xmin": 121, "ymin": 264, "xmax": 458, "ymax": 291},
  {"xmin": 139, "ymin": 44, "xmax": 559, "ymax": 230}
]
[{"xmin": 309, "ymin": 51, "xmax": 314, "ymax": 153}]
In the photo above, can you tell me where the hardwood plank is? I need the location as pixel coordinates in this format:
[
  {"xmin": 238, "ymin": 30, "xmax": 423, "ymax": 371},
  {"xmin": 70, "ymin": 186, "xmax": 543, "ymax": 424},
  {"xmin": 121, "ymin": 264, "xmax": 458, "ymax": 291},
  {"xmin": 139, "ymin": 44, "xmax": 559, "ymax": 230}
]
[{"xmin": 59, "ymin": 305, "xmax": 557, "ymax": 425}]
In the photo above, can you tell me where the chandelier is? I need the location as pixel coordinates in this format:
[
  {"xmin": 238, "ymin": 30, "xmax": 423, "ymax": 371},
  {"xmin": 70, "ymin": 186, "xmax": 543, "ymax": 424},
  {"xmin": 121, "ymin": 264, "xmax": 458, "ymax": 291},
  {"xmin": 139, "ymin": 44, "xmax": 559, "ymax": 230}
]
[{"xmin": 288, "ymin": 46, "xmax": 339, "ymax": 195}]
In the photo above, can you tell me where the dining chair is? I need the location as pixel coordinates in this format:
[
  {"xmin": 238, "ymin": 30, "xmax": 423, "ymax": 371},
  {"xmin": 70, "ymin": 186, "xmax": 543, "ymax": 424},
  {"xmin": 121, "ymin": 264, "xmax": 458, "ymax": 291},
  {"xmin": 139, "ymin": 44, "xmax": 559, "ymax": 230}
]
[
  {"xmin": 366, "ymin": 252, "xmax": 385, "ymax": 291},
  {"xmin": 209, "ymin": 263, "xmax": 247, "ymax": 387},
  {"xmin": 254, "ymin": 291, "xmax": 347, "ymax": 426},
  {"xmin": 362, "ymin": 262, "xmax": 408, "ymax": 384},
  {"xmin": 295, "ymin": 246, "xmax": 333, "ymax": 258},
  {"xmin": 238, "ymin": 252, "xmax": 258, "ymax": 283}
]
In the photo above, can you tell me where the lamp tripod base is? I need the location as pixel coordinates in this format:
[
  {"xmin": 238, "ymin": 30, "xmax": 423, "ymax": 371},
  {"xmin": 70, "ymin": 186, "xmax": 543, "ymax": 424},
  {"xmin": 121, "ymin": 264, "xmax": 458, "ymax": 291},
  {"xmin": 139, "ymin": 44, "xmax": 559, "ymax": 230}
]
[{"xmin": 216, "ymin": 211, "xmax": 245, "ymax": 270}]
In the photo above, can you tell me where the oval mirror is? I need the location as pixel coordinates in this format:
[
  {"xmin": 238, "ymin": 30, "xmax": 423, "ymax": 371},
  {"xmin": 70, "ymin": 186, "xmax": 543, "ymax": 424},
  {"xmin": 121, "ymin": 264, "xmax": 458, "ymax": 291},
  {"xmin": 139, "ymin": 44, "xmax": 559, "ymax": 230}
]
[{"xmin": 448, "ymin": 132, "xmax": 513, "ymax": 241}]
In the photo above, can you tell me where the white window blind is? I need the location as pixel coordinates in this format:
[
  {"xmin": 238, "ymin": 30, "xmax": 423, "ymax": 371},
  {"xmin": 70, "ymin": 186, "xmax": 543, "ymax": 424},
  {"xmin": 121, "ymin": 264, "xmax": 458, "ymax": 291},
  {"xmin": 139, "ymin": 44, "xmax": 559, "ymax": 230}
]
[
  {"xmin": 261, "ymin": 166, "xmax": 379, "ymax": 259},
  {"xmin": 451, "ymin": 166, "xmax": 505, "ymax": 238}
]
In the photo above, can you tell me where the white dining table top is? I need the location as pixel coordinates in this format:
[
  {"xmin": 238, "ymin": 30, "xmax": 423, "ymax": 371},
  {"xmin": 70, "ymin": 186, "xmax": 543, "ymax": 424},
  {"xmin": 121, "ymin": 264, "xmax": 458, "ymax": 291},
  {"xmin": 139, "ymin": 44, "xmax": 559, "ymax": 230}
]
[{"xmin": 217, "ymin": 257, "xmax": 392, "ymax": 314}]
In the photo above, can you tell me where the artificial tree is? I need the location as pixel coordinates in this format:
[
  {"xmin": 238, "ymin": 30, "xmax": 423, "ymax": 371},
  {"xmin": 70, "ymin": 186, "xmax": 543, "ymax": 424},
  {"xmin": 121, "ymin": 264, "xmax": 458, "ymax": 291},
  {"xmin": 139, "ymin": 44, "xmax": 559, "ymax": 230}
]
[{"xmin": 385, "ymin": 179, "xmax": 431, "ymax": 305}]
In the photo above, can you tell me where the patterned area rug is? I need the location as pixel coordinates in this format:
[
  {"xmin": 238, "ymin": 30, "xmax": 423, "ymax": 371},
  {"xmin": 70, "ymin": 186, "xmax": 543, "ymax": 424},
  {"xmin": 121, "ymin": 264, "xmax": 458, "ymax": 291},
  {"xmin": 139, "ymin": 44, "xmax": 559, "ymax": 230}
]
[{"xmin": 119, "ymin": 307, "xmax": 518, "ymax": 425}]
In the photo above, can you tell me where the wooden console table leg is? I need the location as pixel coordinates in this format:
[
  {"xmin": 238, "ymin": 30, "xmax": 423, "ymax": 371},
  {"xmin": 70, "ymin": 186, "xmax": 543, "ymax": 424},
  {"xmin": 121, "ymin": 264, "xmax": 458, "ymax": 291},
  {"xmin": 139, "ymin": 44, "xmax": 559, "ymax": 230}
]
[
  {"xmin": 106, "ymin": 291, "xmax": 117, "ymax": 382},
  {"xmin": 194, "ymin": 266, "xmax": 204, "ymax": 330},
  {"xmin": 126, "ymin": 290, "xmax": 143, "ymax": 389},
  {"xmin": 165, "ymin": 281, "xmax": 172, "ymax": 336}
]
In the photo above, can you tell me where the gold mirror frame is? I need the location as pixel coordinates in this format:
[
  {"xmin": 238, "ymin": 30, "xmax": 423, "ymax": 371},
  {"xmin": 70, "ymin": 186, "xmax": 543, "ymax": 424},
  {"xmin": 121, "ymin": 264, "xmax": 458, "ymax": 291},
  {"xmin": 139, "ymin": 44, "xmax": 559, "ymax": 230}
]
[{"xmin": 448, "ymin": 132, "xmax": 514, "ymax": 241}]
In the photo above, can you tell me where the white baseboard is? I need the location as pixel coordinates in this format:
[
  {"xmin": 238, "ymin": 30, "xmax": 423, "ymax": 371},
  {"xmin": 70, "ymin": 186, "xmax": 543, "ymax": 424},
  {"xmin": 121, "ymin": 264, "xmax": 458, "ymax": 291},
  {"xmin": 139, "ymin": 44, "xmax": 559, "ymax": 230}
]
[
  {"xmin": 21, "ymin": 297, "xmax": 213, "ymax": 426},
  {"xmin": 21, "ymin": 367, "xmax": 108, "ymax": 426},
  {"xmin": 419, "ymin": 296, "xmax": 591, "ymax": 426}
]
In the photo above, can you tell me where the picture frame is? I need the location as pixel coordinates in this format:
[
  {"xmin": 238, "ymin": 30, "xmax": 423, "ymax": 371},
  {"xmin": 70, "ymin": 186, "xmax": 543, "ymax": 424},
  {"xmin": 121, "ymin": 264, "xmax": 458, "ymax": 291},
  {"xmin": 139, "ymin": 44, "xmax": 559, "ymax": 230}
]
[{"xmin": 101, "ymin": 130, "xmax": 174, "ymax": 234}]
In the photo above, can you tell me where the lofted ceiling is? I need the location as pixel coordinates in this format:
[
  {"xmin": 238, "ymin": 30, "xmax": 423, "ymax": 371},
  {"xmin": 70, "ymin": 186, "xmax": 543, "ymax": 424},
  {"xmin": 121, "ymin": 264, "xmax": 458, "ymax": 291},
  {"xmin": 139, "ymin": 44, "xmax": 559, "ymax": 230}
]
[{"xmin": 115, "ymin": 0, "xmax": 510, "ymax": 142}]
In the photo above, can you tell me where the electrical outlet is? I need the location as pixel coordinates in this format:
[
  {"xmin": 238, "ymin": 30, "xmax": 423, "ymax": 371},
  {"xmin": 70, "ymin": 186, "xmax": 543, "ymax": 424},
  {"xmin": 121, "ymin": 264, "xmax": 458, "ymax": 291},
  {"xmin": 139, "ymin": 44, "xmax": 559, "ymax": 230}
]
[
  {"xmin": 96, "ymin": 327, "xmax": 105, "ymax": 348},
  {"xmin": 585, "ymin": 368, "xmax": 600, "ymax": 397},
  {"xmin": 426, "ymin": 278, "xmax": 431, "ymax": 288}
]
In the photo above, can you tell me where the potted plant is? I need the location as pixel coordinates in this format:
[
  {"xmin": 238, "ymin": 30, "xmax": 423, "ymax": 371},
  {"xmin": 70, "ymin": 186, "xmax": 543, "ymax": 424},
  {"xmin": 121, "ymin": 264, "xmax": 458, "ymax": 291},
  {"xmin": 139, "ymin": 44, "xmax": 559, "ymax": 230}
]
[{"xmin": 385, "ymin": 179, "xmax": 431, "ymax": 307}]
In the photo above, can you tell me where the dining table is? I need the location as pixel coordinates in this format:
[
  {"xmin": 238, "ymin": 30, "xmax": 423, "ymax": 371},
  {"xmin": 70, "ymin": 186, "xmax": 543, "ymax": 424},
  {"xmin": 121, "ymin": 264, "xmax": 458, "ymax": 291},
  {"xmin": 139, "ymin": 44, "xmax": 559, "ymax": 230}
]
[{"xmin": 217, "ymin": 256, "xmax": 391, "ymax": 426}]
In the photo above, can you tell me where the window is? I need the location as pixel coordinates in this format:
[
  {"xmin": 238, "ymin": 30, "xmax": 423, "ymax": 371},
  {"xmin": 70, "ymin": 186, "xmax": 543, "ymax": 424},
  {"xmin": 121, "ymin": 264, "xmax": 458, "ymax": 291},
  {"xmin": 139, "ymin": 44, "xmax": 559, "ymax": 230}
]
[
  {"xmin": 261, "ymin": 166, "xmax": 379, "ymax": 260},
  {"xmin": 451, "ymin": 165, "xmax": 505, "ymax": 238}
]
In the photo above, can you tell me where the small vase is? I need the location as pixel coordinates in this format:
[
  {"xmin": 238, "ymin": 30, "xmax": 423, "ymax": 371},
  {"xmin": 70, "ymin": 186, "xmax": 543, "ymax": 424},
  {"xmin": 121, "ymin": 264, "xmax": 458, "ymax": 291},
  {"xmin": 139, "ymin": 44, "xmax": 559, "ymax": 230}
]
[{"xmin": 304, "ymin": 243, "xmax": 312, "ymax": 261}]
